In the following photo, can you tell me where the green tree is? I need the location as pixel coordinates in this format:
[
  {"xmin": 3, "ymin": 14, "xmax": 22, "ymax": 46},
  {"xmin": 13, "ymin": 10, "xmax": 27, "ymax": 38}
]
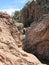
[{"xmin": 13, "ymin": 11, "xmax": 20, "ymax": 22}]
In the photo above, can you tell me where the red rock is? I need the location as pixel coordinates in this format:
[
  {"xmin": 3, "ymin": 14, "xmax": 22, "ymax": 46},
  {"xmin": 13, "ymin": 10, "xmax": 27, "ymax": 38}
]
[
  {"xmin": 22, "ymin": 14, "xmax": 49, "ymax": 61},
  {"xmin": 20, "ymin": 1, "xmax": 43, "ymax": 27},
  {"xmin": 20, "ymin": 0, "xmax": 49, "ymax": 27}
]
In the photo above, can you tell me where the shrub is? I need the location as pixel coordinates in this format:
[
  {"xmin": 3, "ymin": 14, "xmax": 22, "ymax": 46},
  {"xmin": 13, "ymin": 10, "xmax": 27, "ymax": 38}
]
[{"xmin": 13, "ymin": 11, "xmax": 21, "ymax": 22}]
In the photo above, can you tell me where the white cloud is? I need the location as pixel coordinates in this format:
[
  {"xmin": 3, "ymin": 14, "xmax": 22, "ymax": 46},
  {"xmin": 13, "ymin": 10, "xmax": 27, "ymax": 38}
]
[{"xmin": 1, "ymin": 8, "xmax": 20, "ymax": 16}]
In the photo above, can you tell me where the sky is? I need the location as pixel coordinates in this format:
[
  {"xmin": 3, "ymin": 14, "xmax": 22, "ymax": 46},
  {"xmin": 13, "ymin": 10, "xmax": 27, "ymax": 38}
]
[{"xmin": 0, "ymin": 0, "xmax": 29, "ymax": 15}]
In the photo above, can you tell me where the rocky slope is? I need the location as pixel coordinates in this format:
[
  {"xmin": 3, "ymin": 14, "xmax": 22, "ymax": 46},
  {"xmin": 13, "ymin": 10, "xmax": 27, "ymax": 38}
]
[
  {"xmin": 0, "ymin": 12, "xmax": 46, "ymax": 65},
  {"xmin": 22, "ymin": 14, "xmax": 49, "ymax": 64}
]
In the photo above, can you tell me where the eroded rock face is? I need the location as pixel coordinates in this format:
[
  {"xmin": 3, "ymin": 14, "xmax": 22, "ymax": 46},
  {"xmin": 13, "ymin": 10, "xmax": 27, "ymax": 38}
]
[
  {"xmin": 20, "ymin": 1, "xmax": 43, "ymax": 27},
  {"xmin": 0, "ymin": 12, "xmax": 46, "ymax": 65},
  {"xmin": 22, "ymin": 14, "xmax": 49, "ymax": 61},
  {"xmin": 20, "ymin": 0, "xmax": 49, "ymax": 27}
]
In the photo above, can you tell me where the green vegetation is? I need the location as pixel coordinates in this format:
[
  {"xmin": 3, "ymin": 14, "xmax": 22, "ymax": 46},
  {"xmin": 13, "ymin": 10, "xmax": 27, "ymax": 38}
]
[{"xmin": 13, "ymin": 11, "xmax": 20, "ymax": 22}]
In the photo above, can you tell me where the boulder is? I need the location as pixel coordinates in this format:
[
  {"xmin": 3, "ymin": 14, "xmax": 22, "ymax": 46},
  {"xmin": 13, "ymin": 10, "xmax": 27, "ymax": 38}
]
[
  {"xmin": 0, "ymin": 12, "xmax": 45, "ymax": 65},
  {"xmin": 22, "ymin": 14, "xmax": 49, "ymax": 61}
]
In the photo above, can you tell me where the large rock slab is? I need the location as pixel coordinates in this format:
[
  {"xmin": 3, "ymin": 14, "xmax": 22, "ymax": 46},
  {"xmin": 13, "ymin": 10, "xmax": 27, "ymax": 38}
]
[
  {"xmin": 22, "ymin": 14, "xmax": 49, "ymax": 61},
  {"xmin": 0, "ymin": 12, "xmax": 45, "ymax": 65}
]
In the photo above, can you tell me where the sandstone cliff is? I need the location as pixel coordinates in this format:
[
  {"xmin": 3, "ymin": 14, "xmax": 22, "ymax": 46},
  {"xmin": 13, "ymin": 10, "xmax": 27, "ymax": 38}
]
[
  {"xmin": 20, "ymin": 1, "xmax": 43, "ymax": 27},
  {"xmin": 20, "ymin": 0, "xmax": 49, "ymax": 27}
]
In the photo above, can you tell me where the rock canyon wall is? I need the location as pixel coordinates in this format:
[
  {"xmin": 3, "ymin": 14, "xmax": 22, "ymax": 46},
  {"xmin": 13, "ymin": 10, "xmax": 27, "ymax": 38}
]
[
  {"xmin": 22, "ymin": 14, "xmax": 49, "ymax": 64},
  {"xmin": 0, "ymin": 12, "xmax": 46, "ymax": 65}
]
